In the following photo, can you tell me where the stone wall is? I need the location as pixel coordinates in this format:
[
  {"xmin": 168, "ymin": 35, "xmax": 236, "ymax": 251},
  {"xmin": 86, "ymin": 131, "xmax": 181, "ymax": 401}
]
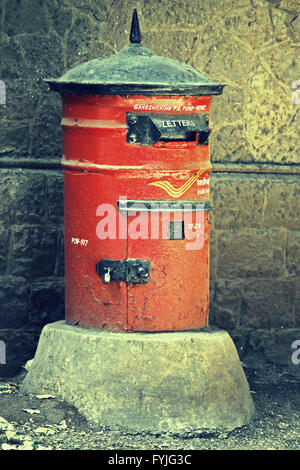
[
  {"xmin": 0, "ymin": 168, "xmax": 65, "ymax": 376},
  {"xmin": 0, "ymin": 0, "xmax": 299, "ymax": 382}
]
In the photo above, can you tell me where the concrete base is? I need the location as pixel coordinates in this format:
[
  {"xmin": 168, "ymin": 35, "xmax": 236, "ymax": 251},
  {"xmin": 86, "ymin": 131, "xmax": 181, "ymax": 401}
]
[{"xmin": 21, "ymin": 321, "xmax": 255, "ymax": 435}]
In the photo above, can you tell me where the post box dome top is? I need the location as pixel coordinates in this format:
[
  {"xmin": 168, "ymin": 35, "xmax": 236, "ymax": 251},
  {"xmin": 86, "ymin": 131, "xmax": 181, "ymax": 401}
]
[{"xmin": 46, "ymin": 10, "xmax": 226, "ymax": 96}]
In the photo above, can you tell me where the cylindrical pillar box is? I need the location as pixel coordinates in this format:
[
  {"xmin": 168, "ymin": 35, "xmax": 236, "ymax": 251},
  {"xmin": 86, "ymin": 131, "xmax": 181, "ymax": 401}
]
[{"xmin": 47, "ymin": 10, "xmax": 226, "ymax": 331}]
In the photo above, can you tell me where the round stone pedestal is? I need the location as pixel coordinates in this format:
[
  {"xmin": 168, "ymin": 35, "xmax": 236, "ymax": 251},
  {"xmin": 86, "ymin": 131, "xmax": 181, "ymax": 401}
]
[{"xmin": 21, "ymin": 321, "xmax": 255, "ymax": 435}]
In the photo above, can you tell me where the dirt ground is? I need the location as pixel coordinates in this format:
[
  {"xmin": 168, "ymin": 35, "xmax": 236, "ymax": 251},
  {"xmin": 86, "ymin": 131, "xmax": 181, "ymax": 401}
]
[{"xmin": 0, "ymin": 372, "xmax": 299, "ymax": 451}]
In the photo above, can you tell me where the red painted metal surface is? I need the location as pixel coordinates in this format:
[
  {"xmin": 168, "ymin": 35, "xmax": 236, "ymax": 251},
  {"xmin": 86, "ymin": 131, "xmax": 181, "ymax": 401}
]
[{"xmin": 62, "ymin": 94, "xmax": 212, "ymax": 331}]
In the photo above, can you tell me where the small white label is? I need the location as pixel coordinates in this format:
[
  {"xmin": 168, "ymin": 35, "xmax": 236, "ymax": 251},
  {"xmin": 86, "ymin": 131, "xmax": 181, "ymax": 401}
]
[
  {"xmin": 197, "ymin": 177, "xmax": 209, "ymax": 186},
  {"xmin": 71, "ymin": 237, "xmax": 88, "ymax": 247},
  {"xmin": 160, "ymin": 119, "xmax": 196, "ymax": 128},
  {"xmin": 197, "ymin": 188, "xmax": 209, "ymax": 196}
]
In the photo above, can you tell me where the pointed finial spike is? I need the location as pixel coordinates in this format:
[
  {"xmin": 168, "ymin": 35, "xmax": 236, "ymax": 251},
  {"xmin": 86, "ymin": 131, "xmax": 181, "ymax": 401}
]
[{"xmin": 130, "ymin": 9, "xmax": 142, "ymax": 44}]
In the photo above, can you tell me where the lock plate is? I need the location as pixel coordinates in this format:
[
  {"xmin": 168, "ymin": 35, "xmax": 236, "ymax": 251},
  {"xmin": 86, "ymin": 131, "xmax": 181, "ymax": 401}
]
[{"xmin": 96, "ymin": 258, "xmax": 151, "ymax": 284}]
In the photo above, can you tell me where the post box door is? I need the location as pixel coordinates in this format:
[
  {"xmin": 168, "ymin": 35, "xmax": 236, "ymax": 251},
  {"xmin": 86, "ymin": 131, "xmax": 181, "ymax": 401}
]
[
  {"xmin": 125, "ymin": 205, "xmax": 210, "ymax": 331},
  {"xmin": 64, "ymin": 170, "xmax": 129, "ymax": 330}
]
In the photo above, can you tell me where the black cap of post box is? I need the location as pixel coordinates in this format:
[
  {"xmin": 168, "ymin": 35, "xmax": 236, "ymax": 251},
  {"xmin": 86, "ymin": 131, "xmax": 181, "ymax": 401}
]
[{"xmin": 46, "ymin": 9, "xmax": 226, "ymax": 96}]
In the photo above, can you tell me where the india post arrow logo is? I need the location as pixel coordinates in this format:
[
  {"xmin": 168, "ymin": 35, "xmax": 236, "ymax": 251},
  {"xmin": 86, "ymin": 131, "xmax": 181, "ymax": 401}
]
[{"xmin": 148, "ymin": 168, "xmax": 208, "ymax": 198}]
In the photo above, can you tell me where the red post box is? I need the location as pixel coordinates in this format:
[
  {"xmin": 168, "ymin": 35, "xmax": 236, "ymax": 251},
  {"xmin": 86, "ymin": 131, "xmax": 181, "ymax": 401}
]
[{"xmin": 47, "ymin": 10, "xmax": 225, "ymax": 331}]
